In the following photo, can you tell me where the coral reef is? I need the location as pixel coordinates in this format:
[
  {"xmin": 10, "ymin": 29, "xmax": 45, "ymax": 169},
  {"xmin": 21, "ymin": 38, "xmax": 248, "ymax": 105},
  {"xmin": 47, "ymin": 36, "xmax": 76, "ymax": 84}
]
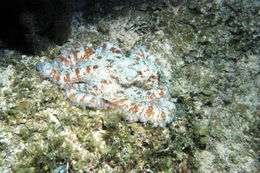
[{"xmin": 0, "ymin": 0, "xmax": 259, "ymax": 172}]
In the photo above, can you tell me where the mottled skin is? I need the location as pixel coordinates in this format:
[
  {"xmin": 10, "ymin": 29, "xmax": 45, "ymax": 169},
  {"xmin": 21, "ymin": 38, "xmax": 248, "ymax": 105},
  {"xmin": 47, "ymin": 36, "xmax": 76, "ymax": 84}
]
[{"xmin": 38, "ymin": 42, "xmax": 176, "ymax": 127}]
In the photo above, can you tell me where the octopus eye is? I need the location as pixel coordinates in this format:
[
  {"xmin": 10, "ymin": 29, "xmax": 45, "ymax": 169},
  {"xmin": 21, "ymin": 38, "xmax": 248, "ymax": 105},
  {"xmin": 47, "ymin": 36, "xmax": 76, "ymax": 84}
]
[{"xmin": 133, "ymin": 81, "xmax": 143, "ymax": 88}]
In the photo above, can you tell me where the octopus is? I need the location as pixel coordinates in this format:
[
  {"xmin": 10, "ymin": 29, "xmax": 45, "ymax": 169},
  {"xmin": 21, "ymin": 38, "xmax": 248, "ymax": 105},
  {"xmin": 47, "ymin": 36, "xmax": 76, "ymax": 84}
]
[{"xmin": 37, "ymin": 42, "xmax": 176, "ymax": 127}]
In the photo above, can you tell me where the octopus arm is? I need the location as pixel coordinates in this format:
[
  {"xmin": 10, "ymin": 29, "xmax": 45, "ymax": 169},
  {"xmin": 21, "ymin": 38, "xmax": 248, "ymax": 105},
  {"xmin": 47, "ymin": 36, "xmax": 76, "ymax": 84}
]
[
  {"xmin": 95, "ymin": 42, "xmax": 124, "ymax": 59},
  {"xmin": 110, "ymin": 94, "xmax": 176, "ymax": 127},
  {"xmin": 129, "ymin": 47, "xmax": 161, "ymax": 65},
  {"xmin": 57, "ymin": 47, "xmax": 95, "ymax": 66},
  {"xmin": 64, "ymin": 88, "xmax": 109, "ymax": 109},
  {"xmin": 124, "ymin": 85, "xmax": 171, "ymax": 101}
]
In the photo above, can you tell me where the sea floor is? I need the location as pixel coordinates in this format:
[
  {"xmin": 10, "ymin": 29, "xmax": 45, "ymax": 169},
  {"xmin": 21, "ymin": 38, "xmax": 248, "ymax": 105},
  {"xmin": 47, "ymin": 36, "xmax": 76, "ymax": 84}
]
[{"xmin": 0, "ymin": 0, "xmax": 259, "ymax": 172}]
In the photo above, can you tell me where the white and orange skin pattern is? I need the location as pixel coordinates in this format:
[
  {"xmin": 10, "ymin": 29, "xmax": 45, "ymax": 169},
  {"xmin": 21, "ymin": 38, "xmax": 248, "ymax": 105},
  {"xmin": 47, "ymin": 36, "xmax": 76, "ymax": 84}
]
[{"xmin": 38, "ymin": 42, "xmax": 176, "ymax": 127}]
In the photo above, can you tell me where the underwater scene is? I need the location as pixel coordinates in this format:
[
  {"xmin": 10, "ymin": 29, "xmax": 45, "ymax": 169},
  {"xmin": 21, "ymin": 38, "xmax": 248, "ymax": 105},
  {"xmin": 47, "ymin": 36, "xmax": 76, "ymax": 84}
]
[{"xmin": 0, "ymin": 0, "xmax": 259, "ymax": 172}]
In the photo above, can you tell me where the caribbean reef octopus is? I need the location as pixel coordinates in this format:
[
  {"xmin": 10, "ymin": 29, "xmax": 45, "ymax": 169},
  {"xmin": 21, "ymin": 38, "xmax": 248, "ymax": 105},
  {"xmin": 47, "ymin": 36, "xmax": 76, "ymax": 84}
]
[{"xmin": 38, "ymin": 42, "xmax": 176, "ymax": 127}]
